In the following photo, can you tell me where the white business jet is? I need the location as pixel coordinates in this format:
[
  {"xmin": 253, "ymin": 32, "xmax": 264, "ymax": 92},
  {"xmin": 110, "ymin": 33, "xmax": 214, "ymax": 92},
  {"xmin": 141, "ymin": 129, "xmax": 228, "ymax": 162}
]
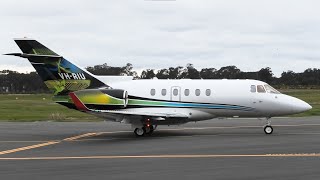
[{"xmin": 5, "ymin": 39, "xmax": 312, "ymax": 136}]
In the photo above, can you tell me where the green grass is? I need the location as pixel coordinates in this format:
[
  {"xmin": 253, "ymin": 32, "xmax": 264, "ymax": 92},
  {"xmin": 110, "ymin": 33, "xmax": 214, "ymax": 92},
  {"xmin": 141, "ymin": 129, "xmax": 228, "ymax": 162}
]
[
  {"xmin": 0, "ymin": 90, "xmax": 319, "ymax": 121},
  {"xmin": 0, "ymin": 94, "xmax": 100, "ymax": 121}
]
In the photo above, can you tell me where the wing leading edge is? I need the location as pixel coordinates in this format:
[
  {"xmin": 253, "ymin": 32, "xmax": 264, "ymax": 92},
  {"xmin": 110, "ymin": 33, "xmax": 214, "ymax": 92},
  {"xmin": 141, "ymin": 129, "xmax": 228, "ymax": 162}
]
[{"xmin": 69, "ymin": 92, "xmax": 189, "ymax": 118}]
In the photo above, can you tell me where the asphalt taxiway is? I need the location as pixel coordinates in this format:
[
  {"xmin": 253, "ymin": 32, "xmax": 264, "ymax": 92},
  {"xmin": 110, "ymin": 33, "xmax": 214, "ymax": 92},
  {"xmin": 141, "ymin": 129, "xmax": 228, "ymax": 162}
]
[{"xmin": 1, "ymin": 117, "xmax": 320, "ymax": 180}]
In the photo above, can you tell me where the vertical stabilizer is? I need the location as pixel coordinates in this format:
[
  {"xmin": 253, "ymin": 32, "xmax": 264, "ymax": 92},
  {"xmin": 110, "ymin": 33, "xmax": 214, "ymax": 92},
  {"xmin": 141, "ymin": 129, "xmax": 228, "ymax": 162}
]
[{"xmin": 5, "ymin": 38, "xmax": 108, "ymax": 96}]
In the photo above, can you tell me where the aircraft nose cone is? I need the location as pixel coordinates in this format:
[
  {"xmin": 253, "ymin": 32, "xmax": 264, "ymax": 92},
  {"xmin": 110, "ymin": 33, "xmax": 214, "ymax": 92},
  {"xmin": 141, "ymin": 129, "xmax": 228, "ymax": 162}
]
[
  {"xmin": 301, "ymin": 101, "xmax": 312, "ymax": 112},
  {"xmin": 291, "ymin": 98, "xmax": 312, "ymax": 113}
]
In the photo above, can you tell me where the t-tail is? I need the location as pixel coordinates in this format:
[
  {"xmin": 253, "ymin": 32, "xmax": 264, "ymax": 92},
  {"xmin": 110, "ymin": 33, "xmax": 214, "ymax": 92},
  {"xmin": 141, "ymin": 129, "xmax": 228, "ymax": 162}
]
[{"xmin": 5, "ymin": 38, "xmax": 108, "ymax": 97}]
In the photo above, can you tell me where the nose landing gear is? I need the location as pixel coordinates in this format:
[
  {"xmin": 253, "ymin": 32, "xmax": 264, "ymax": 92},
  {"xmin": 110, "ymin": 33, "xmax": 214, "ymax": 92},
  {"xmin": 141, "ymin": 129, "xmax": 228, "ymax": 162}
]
[
  {"xmin": 263, "ymin": 118, "xmax": 273, "ymax": 134},
  {"xmin": 264, "ymin": 125, "xmax": 273, "ymax": 134}
]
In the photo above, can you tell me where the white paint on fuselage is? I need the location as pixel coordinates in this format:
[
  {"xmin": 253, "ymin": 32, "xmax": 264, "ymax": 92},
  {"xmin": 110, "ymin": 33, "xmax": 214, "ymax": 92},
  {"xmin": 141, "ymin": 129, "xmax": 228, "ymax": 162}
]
[{"xmin": 104, "ymin": 79, "xmax": 311, "ymax": 122}]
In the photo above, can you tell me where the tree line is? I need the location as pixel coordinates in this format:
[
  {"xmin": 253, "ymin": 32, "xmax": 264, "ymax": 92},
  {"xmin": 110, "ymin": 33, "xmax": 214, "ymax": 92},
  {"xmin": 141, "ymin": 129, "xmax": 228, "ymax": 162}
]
[{"xmin": 1, "ymin": 63, "xmax": 320, "ymax": 93}]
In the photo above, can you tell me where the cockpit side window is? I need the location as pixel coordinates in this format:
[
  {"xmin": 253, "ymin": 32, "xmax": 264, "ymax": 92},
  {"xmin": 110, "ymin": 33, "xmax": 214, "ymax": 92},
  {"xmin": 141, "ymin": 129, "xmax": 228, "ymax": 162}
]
[
  {"xmin": 250, "ymin": 85, "xmax": 256, "ymax": 93},
  {"xmin": 257, "ymin": 85, "xmax": 266, "ymax": 93},
  {"xmin": 264, "ymin": 84, "xmax": 280, "ymax": 94}
]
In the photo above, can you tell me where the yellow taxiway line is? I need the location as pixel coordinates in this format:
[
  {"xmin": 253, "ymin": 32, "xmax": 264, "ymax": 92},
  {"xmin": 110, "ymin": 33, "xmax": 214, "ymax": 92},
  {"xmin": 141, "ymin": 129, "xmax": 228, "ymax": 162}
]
[
  {"xmin": 63, "ymin": 133, "xmax": 98, "ymax": 141},
  {"xmin": 0, "ymin": 132, "xmax": 100, "ymax": 156},
  {"xmin": 0, "ymin": 141, "xmax": 60, "ymax": 155},
  {"xmin": 0, "ymin": 153, "xmax": 320, "ymax": 160}
]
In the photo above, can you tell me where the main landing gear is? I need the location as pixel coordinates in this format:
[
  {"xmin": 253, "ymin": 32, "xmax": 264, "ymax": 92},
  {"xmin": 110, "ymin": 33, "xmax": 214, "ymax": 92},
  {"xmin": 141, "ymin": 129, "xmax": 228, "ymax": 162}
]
[
  {"xmin": 133, "ymin": 118, "xmax": 156, "ymax": 137},
  {"xmin": 134, "ymin": 125, "xmax": 155, "ymax": 137},
  {"xmin": 263, "ymin": 118, "xmax": 273, "ymax": 135}
]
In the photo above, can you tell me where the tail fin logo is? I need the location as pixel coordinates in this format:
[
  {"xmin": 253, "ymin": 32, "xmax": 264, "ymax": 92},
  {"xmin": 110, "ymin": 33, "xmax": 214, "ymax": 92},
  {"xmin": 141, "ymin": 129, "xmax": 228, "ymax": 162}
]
[
  {"xmin": 9, "ymin": 39, "xmax": 108, "ymax": 95},
  {"xmin": 58, "ymin": 73, "xmax": 86, "ymax": 80}
]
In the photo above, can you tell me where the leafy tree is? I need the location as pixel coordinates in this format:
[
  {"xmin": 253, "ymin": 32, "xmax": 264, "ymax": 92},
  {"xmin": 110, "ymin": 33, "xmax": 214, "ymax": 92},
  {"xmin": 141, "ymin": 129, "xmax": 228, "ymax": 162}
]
[
  {"xmin": 86, "ymin": 63, "xmax": 122, "ymax": 75},
  {"xmin": 140, "ymin": 69, "xmax": 156, "ymax": 79},
  {"xmin": 216, "ymin": 66, "xmax": 241, "ymax": 79},
  {"xmin": 280, "ymin": 70, "xmax": 299, "ymax": 85},
  {"xmin": 179, "ymin": 64, "xmax": 201, "ymax": 79},
  {"xmin": 301, "ymin": 68, "xmax": 320, "ymax": 85},
  {"xmin": 168, "ymin": 66, "xmax": 184, "ymax": 79},
  {"xmin": 200, "ymin": 68, "xmax": 217, "ymax": 79},
  {"xmin": 156, "ymin": 68, "xmax": 169, "ymax": 79},
  {"xmin": 258, "ymin": 67, "xmax": 274, "ymax": 84},
  {"xmin": 86, "ymin": 63, "xmax": 138, "ymax": 78}
]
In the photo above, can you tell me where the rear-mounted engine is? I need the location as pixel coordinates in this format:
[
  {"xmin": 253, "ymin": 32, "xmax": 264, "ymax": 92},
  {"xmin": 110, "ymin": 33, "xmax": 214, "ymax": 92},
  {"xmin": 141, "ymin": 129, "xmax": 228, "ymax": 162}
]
[{"xmin": 71, "ymin": 89, "xmax": 128, "ymax": 110}]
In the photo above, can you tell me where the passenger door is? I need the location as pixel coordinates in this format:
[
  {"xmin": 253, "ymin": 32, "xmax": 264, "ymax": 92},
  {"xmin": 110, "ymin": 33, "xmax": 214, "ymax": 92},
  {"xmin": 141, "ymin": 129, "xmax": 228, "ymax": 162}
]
[{"xmin": 171, "ymin": 86, "xmax": 181, "ymax": 101}]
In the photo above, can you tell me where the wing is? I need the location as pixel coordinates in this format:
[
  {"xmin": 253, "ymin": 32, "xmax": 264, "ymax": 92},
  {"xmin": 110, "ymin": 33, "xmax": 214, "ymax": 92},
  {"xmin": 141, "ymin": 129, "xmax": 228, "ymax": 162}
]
[
  {"xmin": 69, "ymin": 92, "xmax": 188, "ymax": 118},
  {"xmin": 91, "ymin": 109, "xmax": 189, "ymax": 118}
]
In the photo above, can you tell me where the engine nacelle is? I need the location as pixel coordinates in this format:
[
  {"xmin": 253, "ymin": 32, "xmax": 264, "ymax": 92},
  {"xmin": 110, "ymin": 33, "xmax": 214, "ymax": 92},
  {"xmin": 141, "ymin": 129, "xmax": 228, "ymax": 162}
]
[{"xmin": 71, "ymin": 89, "xmax": 128, "ymax": 110}]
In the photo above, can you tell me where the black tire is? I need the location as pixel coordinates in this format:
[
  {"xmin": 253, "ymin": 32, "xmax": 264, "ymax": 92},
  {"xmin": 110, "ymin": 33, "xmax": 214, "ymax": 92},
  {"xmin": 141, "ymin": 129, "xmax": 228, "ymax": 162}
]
[
  {"xmin": 264, "ymin": 125, "xmax": 273, "ymax": 134},
  {"xmin": 134, "ymin": 128, "xmax": 145, "ymax": 137}
]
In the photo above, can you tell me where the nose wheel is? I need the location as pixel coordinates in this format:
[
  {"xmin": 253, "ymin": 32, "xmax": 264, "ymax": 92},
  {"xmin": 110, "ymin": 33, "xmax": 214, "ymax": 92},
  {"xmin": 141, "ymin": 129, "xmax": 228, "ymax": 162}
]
[
  {"xmin": 263, "ymin": 118, "xmax": 273, "ymax": 134},
  {"xmin": 264, "ymin": 125, "xmax": 273, "ymax": 134}
]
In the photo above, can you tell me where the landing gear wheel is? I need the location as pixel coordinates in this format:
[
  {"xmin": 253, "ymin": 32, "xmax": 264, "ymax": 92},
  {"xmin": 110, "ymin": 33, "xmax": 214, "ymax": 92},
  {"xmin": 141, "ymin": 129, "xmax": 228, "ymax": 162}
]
[
  {"xmin": 264, "ymin": 125, "xmax": 273, "ymax": 134},
  {"xmin": 134, "ymin": 128, "xmax": 145, "ymax": 137},
  {"xmin": 144, "ymin": 125, "xmax": 154, "ymax": 135}
]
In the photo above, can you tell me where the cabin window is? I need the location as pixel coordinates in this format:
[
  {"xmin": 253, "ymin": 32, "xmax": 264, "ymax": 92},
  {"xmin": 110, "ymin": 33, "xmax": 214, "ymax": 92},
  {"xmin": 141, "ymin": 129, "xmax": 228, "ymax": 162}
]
[
  {"xmin": 161, "ymin": 89, "xmax": 167, "ymax": 96},
  {"xmin": 184, "ymin": 89, "xmax": 190, "ymax": 96},
  {"xmin": 173, "ymin": 89, "xmax": 178, "ymax": 96},
  {"xmin": 205, "ymin": 89, "xmax": 211, "ymax": 96},
  {"xmin": 257, "ymin": 85, "xmax": 266, "ymax": 93},
  {"xmin": 150, "ymin": 89, "xmax": 156, "ymax": 96},
  {"xmin": 250, "ymin": 85, "xmax": 256, "ymax": 93},
  {"xmin": 195, "ymin": 89, "xmax": 201, "ymax": 96}
]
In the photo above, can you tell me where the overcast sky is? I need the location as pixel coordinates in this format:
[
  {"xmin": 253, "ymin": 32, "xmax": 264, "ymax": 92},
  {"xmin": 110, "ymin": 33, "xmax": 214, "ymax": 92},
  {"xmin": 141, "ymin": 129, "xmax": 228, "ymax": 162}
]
[{"xmin": 0, "ymin": 0, "xmax": 319, "ymax": 76}]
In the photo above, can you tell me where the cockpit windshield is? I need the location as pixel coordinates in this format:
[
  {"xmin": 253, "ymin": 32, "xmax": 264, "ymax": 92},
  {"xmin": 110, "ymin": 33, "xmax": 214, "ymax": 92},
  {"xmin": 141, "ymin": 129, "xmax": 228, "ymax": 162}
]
[
  {"xmin": 250, "ymin": 84, "xmax": 281, "ymax": 94},
  {"xmin": 264, "ymin": 84, "xmax": 280, "ymax": 94}
]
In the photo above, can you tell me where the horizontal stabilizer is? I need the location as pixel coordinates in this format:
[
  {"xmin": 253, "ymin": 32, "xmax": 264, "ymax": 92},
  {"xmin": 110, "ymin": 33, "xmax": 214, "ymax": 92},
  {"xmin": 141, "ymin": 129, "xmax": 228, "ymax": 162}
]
[
  {"xmin": 4, "ymin": 53, "xmax": 62, "ymax": 59},
  {"xmin": 14, "ymin": 39, "xmax": 59, "ymax": 55}
]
